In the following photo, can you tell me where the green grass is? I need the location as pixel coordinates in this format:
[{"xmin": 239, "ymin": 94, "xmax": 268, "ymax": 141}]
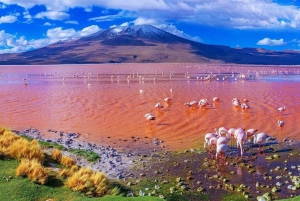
[
  {"xmin": 39, "ymin": 140, "xmax": 65, "ymax": 150},
  {"xmin": 222, "ymin": 193, "xmax": 248, "ymax": 201},
  {"xmin": 0, "ymin": 157, "xmax": 163, "ymax": 201},
  {"xmin": 69, "ymin": 149, "xmax": 100, "ymax": 162},
  {"xmin": 21, "ymin": 135, "xmax": 100, "ymax": 162}
]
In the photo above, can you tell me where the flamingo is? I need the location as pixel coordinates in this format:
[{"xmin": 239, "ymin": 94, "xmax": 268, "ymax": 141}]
[
  {"xmin": 246, "ymin": 128, "xmax": 258, "ymax": 147},
  {"xmin": 234, "ymin": 128, "xmax": 247, "ymax": 157},
  {"xmin": 278, "ymin": 120, "xmax": 284, "ymax": 127},
  {"xmin": 207, "ymin": 136, "xmax": 219, "ymax": 158},
  {"xmin": 199, "ymin": 98, "xmax": 209, "ymax": 108},
  {"xmin": 242, "ymin": 99, "xmax": 250, "ymax": 103},
  {"xmin": 144, "ymin": 113, "xmax": 155, "ymax": 124},
  {"xmin": 232, "ymin": 98, "xmax": 240, "ymax": 107},
  {"xmin": 253, "ymin": 132, "xmax": 270, "ymax": 155},
  {"xmin": 213, "ymin": 97, "xmax": 220, "ymax": 102},
  {"xmin": 155, "ymin": 102, "xmax": 164, "ymax": 109},
  {"xmin": 227, "ymin": 128, "xmax": 236, "ymax": 148},
  {"xmin": 23, "ymin": 78, "xmax": 28, "ymax": 86},
  {"xmin": 217, "ymin": 127, "xmax": 228, "ymax": 137},
  {"xmin": 164, "ymin": 97, "xmax": 172, "ymax": 102},
  {"xmin": 217, "ymin": 136, "xmax": 230, "ymax": 146},
  {"xmin": 241, "ymin": 103, "xmax": 250, "ymax": 109},
  {"xmin": 204, "ymin": 132, "xmax": 219, "ymax": 149},
  {"xmin": 216, "ymin": 144, "xmax": 228, "ymax": 161},
  {"xmin": 277, "ymin": 106, "xmax": 286, "ymax": 112},
  {"xmin": 184, "ymin": 101, "xmax": 198, "ymax": 108}
]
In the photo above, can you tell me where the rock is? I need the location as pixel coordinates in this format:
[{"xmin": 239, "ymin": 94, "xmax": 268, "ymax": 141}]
[
  {"xmin": 197, "ymin": 187, "xmax": 204, "ymax": 192},
  {"xmin": 175, "ymin": 177, "xmax": 182, "ymax": 183}
]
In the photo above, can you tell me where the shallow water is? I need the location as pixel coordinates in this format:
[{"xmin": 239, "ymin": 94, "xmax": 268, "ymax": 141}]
[{"xmin": 0, "ymin": 63, "xmax": 299, "ymax": 151}]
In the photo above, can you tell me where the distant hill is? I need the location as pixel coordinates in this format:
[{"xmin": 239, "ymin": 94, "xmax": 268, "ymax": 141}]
[{"xmin": 1, "ymin": 24, "xmax": 300, "ymax": 65}]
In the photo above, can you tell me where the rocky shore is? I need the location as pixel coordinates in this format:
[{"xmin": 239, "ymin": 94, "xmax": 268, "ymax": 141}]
[
  {"xmin": 11, "ymin": 127, "xmax": 300, "ymax": 200},
  {"xmin": 12, "ymin": 127, "xmax": 158, "ymax": 180}
]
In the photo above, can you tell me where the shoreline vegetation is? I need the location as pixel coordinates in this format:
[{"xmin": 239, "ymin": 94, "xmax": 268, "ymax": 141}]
[{"xmin": 0, "ymin": 127, "xmax": 300, "ymax": 201}]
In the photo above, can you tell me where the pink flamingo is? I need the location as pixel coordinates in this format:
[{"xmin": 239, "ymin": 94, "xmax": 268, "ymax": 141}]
[
  {"xmin": 216, "ymin": 144, "xmax": 228, "ymax": 161},
  {"xmin": 204, "ymin": 132, "xmax": 219, "ymax": 149},
  {"xmin": 253, "ymin": 132, "xmax": 270, "ymax": 155},
  {"xmin": 234, "ymin": 128, "xmax": 247, "ymax": 157}
]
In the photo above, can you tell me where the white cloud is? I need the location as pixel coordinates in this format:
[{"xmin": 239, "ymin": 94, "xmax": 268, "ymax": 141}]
[
  {"xmin": 43, "ymin": 22, "xmax": 52, "ymax": 26},
  {"xmin": 3, "ymin": 0, "xmax": 300, "ymax": 29},
  {"xmin": 79, "ymin": 25, "xmax": 101, "ymax": 36},
  {"xmin": 155, "ymin": 23, "xmax": 202, "ymax": 42},
  {"xmin": 88, "ymin": 11, "xmax": 131, "ymax": 22},
  {"xmin": 0, "ymin": 25, "xmax": 101, "ymax": 53},
  {"xmin": 35, "ymin": 11, "xmax": 69, "ymax": 20},
  {"xmin": 23, "ymin": 11, "xmax": 31, "ymax": 19},
  {"xmin": 134, "ymin": 17, "xmax": 157, "ymax": 25},
  {"xmin": 0, "ymin": 15, "xmax": 17, "ymax": 24},
  {"xmin": 257, "ymin": 38, "xmax": 286, "ymax": 46},
  {"xmin": 65, "ymin": 20, "xmax": 79, "ymax": 25}
]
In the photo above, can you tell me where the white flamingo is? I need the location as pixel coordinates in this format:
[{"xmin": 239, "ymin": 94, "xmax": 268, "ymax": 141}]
[
  {"xmin": 217, "ymin": 136, "xmax": 230, "ymax": 146},
  {"xmin": 218, "ymin": 127, "xmax": 228, "ymax": 137},
  {"xmin": 144, "ymin": 113, "xmax": 155, "ymax": 124},
  {"xmin": 23, "ymin": 78, "xmax": 28, "ymax": 86},
  {"xmin": 227, "ymin": 128, "xmax": 236, "ymax": 148},
  {"xmin": 241, "ymin": 103, "xmax": 250, "ymax": 109},
  {"xmin": 277, "ymin": 106, "xmax": 286, "ymax": 112},
  {"xmin": 184, "ymin": 101, "xmax": 198, "ymax": 108},
  {"xmin": 253, "ymin": 132, "xmax": 270, "ymax": 154},
  {"xmin": 234, "ymin": 128, "xmax": 247, "ymax": 157},
  {"xmin": 155, "ymin": 102, "xmax": 164, "ymax": 109},
  {"xmin": 213, "ymin": 97, "xmax": 220, "ymax": 102},
  {"xmin": 164, "ymin": 97, "xmax": 172, "ymax": 102},
  {"xmin": 216, "ymin": 144, "xmax": 228, "ymax": 160},
  {"xmin": 199, "ymin": 98, "xmax": 209, "ymax": 108},
  {"xmin": 278, "ymin": 120, "xmax": 284, "ymax": 127},
  {"xmin": 204, "ymin": 132, "xmax": 219, "ymax": 149},
  {"xmin": 232, "ymin": 98, "xmax": 240, "ymax": 107}
]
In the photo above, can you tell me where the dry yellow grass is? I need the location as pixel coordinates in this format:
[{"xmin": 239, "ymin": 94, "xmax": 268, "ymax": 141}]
[
  {"xmin": 57, "ymin": 165, "xmax": 79, "ymax": 178},
  {"xmin": 0, "ymin": 129, "xmax": 44, "ymax": 162},
  {"xmin": 51, "ymin": 149, "xmax": 62, "ymax": 161},
  {"xmin": 16, "ymin": 159, "xmax": 48, "ymax": 184},
  {"xmin": 0, "ymin": 127, "xmax": 6, "ymax": 135},
  {"xmin": 60, "ymin": 156, "xmax": 76, "ymax": 167},
  {"xmin": 65, "ymin": 167, "xmax": 109, "ymax": 197}
]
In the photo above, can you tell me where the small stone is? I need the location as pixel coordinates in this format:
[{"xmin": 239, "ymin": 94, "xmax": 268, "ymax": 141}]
[
  {"xmin": 176, "ymin": 177, "xmax": 182, "ymax": 182},
  {"xmin": 197, "ymin": 187, "xmax": 204, "ymax": 192},
  {"xmin": 272, "ymin": 187, "xmax": 277, "ymax": 193}
]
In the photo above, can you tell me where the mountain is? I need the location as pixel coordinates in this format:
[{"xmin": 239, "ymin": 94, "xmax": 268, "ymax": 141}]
[{"xmin": 1, "ymin": 24, "xmax": 300, "ymax": 65}]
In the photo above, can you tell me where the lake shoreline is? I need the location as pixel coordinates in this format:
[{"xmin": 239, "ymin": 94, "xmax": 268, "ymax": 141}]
[{"xmin": 12, "ymin": 127, "xmax": 300, "ymax": 200}]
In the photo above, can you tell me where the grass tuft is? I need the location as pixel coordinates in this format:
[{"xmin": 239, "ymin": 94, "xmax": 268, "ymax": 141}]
[
  {"xmin": 51, "ymin": 149, "xmax": 62, "ymax": 161},
  {"xmin": 65, "ymin": 167, "xmax": 110, "ymax": 197},
  {"xmin": 16, "ymin": 159, "xmax": 48, "ymax": 185},
  {"xmin": 60, "ymin": 155, "xmax": 76, "ymax": 167}
]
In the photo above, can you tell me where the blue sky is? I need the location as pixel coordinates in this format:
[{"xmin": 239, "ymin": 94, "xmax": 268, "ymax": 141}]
[{"xmin": 1, "ymin": 0, "xmax": 300, "ymax": 54}]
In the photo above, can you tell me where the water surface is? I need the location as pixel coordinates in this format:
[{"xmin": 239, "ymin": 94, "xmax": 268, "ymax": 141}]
[{"xmin": 0, "ymin": 63, "xmax": 299, "ymax": 151}]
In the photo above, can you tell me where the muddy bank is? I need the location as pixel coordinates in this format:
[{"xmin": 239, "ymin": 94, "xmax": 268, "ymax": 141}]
[
  {"xmin": 124, "ymin": 140, "xmax": 300, "ymax": 200},
  {"xmin": 12, "ymin": 127, "xmax": 300, "ymax": 200}
]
